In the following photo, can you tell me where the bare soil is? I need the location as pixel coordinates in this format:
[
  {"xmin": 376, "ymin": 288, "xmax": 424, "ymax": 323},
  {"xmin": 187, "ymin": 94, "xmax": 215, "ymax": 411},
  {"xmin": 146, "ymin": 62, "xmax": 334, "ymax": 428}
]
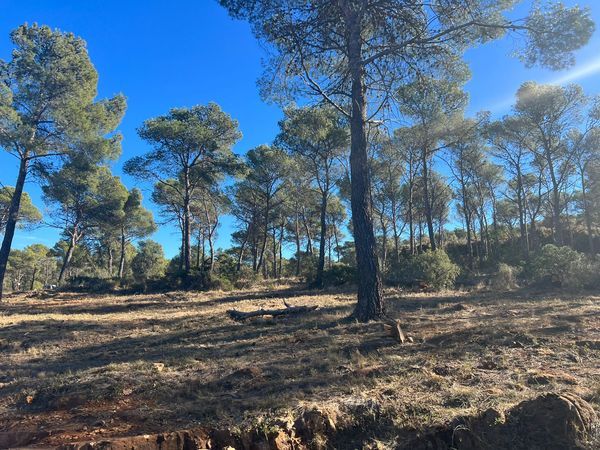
[{"xmin": 0, "ymin": 284, "xmax": 599, "ymax": 447}]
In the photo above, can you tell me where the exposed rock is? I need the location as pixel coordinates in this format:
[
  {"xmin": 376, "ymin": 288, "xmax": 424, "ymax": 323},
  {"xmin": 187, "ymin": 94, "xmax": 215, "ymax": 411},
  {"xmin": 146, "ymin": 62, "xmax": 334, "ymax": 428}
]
[
  {"xmin": 293, "ymin": 408, "xmax": 336, "ymax": 449},
  {"xmin": 399, "ymin": 392, "xmax": 597, "ymax": 450},
  {"xmin": 505, "ymin": 392, "xmax": 597, "ymax": 449},
  {"xmin": 60, "ymin": 429, "xmax": 212, "ymax": 450}
]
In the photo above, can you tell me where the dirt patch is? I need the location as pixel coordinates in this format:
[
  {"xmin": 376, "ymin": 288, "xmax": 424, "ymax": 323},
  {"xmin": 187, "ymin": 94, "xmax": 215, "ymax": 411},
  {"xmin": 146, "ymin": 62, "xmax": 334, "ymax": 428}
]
[
  {"xmin": 3, "ymin": 392, "xmax": 591, "ymax": 449},
  {"xmin": 0, "ymin": 287, "xmax": 599, "ymax": 447}
]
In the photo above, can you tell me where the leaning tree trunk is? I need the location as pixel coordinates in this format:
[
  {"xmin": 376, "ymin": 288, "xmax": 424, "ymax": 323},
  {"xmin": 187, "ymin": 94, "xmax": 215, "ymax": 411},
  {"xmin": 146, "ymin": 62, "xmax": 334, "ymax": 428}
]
[
  {"xmin": 237, "ymin": 228, "xmax": 249, "ymax": 271},
  {"xmin": 58, "ymin": 231, "xmax": 78, "ymax": 284},
  {"xmin": 0, "ymin": 156, "xmax": 29, "ymax": 300},
  {"xmin": 347, "ymin": 17, "xmax": 384, "ymax": 321},
  {"xmin": 118, "ymin": 229, "xmax": 129, "ymax": 277}
]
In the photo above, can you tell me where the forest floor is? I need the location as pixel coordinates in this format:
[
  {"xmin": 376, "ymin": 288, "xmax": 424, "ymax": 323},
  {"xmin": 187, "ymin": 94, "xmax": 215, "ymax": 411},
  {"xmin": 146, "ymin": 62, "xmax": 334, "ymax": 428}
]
[{"xmin": 0, "ymin": 284, "xmax": 599, "ymax": 447}]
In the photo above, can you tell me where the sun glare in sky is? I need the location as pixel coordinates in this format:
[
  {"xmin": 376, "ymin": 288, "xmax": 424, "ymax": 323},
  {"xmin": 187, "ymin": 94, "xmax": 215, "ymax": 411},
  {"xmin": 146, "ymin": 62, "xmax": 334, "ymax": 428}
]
[{"xmin": 490, "ymin": 54, "xmax": 600, "ymax": 115}]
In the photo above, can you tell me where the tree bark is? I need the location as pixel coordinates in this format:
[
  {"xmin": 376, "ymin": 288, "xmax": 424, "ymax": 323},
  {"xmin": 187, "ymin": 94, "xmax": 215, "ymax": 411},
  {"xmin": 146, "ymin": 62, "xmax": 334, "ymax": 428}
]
[
  {"xmin": 294, "ymin": 213, "xmax": 301, "ymax": 275},
  {"xmin": 257, "ymin": 198, "xmax": 270, "ymax": 271},
  {"xmin": 421, "ymin": 153, "xmax": 437, "ymax": 251},
  {"xmin": 58, "ymin": 231, "xmax": 78, "ymax": 284},
  {"xmin": 315, "ymin": 188, "xmax": 328, "ymax": 287},
  {"xmin": 30, "ymin": 266, "xmax": 37, "ymax": 291},
  {"xmin": 0, "ymin": 156, "xmax": 29, "ymax": 300},
  {"xmin": 237, "ymin": 227, "xmax": 249, "ymax": 271},
  {"xmin": 183, "ymin": 167, "xmax": 192, "ymax": 274},
  {"xmin": 515, "ymin": 169, "xmax": 530, "ymax": 258},
  {"xmin": 108, "ymin": 245, "xmax": 113, "ymax": 277},
  {"xmin": 347, "ymin": 14, "xmax": 384, "ymax": 321},
  {"xmin": 581, "ymin": 171, "xmax": 595, "ymax": 254}
]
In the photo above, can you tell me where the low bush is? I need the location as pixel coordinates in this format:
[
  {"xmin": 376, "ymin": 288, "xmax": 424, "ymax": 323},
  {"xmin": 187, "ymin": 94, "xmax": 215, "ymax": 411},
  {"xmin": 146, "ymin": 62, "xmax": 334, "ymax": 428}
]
[
  {"xmin": 67, "ymin": 276, "xmax": 119, "ymax": 293},
  {"xmin": 321, "ymin": 264, "xmax": 356, "ymax": 287},
  {"xmin": 205, "ymin": 273, "xmax": 235, "ymax": 291},
  {"xmin": 386, "ymin": 250, "xmax": 460, "ymax": 290},
  {"xmin": 490, "ymin": 263, "xmax": 520, "ymax": 290},
  {"xmin": 530, "ymin": 244, "xmax": 582, "ymax": 286}
]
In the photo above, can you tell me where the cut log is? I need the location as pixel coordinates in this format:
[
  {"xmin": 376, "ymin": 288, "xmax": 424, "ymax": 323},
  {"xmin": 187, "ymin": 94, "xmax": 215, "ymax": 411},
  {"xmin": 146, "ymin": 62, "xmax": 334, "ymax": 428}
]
[{"xmin": 227, "ymin": 305, "xmax": 318, "ymax": 321}]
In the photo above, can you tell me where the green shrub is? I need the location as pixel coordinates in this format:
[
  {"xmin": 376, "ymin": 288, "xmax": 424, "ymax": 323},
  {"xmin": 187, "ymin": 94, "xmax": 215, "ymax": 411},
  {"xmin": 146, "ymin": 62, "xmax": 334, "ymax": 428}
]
[
  {"xmin": 415, "ymin": 250, "xmax": 460, "ymax": 290},
  {"xmin": 491, "ymin": 263, "xmax": 519, "ymax": 290},
  {"xmin": 530, "ymin": 244, "xmax": 583, "ymax": 286},
  {"xmin": 232, "ymin": 266, "xmax": 261, "ymax": 289},
  {"xmin": 386, "ymin": 250, "xmax": 459, "ymax": 290},
  {"xmin": 299, "ymin": 254, "xmax": 319, "ymax": 283},
  {"xmin": 205, "ymin": 274, "xmax": 234, "ymax": 291},
  {"xmin": 131, "ymin": 240, "xmax": 167, "ymax": 285},
  {"xmin": 567, "ymin": 257, "xmax": 600, "ymax": 289},
  {"xmin": 321, "ymin": 264, "xmax": 356, "ymax": 287},
  {"xmin": 67, "ymin": 276, "xmax": 119, "ymax": 293}
]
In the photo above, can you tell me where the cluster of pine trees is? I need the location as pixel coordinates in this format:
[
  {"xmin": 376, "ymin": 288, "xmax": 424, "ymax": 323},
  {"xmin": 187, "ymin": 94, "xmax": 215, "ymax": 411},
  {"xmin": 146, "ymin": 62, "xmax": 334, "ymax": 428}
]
[{"xmin": 1, "ymin": 1, "xmax": 599, "ymax": 322}]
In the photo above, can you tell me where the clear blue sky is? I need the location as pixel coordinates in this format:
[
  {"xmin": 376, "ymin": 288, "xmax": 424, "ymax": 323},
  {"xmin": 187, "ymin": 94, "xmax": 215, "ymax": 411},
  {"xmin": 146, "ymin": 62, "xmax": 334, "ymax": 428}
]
[{"xmin": 1, "ymin": 0, "xmax": 599, "ymax": 258}]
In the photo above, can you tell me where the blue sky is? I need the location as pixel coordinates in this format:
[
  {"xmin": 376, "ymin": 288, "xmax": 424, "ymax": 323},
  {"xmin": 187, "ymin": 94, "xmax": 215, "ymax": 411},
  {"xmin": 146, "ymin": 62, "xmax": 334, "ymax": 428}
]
[{"xmin": 1, "ymin": 0, "xmax": 599, "ymax": 258}]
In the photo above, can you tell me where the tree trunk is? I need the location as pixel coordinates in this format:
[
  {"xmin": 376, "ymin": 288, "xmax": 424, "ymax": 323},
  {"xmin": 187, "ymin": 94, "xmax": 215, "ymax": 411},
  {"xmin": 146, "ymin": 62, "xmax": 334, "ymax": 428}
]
[
  {"xmin": 581, "ymin": 171, "xmax": 595, "ymax": 254},
  {"xmin": 315, "ymin": 188, "xmax": 328, "ymax": 287},
  {"xmin": 301, "ymin": 207, "xmax": 313, "ymax": 255},
  {"xmin": 196, "ymin": 231, "xmax": 202, "ymax": 269},
  {"xmin": 208, "ymin": 231, "xmax": 215, "ymax": 273},
  {"xmin": 183, "ymin": 168, "xmax": 192, "ymax": 274},
  {"xmin": 272, "ymin": 226, "xmax": 277, "ymax": 278},
  {"xmin": 391, "ymin": 197, "xmax": 400, "ymax": 262},
  {"xmin": 108, "ymin": 246, "xmax": 113, "ymax": 277},
  {"xmin": 257, "ymin": 198, "xmax": 270, "ymax": 271},
  {"xmin": 278, "ymin": 221, "xmax": 284, "ymax": 278},
  {"xmin": 333, "ymin": 223, "xmax": 341, "ymax": 262},
  {"xmin": 30, "ymin": 267, "xmax": 37, "ymax": 291},
  {"xmin": 516, "ymin": 170, "xmax": 530, "ymax": 258},
  {"xmin": 408, "ymin": 161, "xmax": 415, "ymax": 255},
  {"xmin": 0, "ymin": 156, "xmax": 29, "ymax": 300},
  {"xmin": 118, "ymin": 227, "xmax": 126, "ymax": 279},
  {"xmin": 421, "ymin": 153, "xmax": 437, "ymax": 251},
  {"xmin": 237, "ymin": 227, "xmax": 249, "ymax": 271},
  {"xmin": 294, "ymin": 214, "xmax": 301, "ymax": 276},
  {"xmin": 58, "ymin": 231, "xmax": 78, "ymax": 284},
  {"xmin": 546, "ymin": 154, "xmax": 563, "ymax": 245},
  {"xmin": 347, "ymin": 15, "xmax": 384, "ymax": 321}
]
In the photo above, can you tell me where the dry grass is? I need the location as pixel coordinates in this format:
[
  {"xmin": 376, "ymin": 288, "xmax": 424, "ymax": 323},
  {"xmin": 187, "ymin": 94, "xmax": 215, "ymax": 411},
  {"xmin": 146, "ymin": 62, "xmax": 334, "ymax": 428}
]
[{"xmin": 0, "ymin": 284, "xmax": 599, "ymax": 446}]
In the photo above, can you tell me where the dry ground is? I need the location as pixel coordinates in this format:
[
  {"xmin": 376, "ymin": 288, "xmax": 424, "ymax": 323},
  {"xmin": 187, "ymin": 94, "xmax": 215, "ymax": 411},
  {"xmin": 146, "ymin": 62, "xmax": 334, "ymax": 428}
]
[{"xmin": 0, "ymin": 284, "xmax": 599, "ymax": 446}]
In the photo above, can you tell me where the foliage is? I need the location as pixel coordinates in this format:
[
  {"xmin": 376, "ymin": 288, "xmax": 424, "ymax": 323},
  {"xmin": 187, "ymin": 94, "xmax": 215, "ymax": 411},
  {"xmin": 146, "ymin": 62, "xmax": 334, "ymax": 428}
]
[
  {"xmin": 0, "ymin": 23, "xmax": 126, "ymax": 298},
  {"xmin": 321, "ymin": 264, "xmax": 356, "ymax": 287},
  {"xmin": 67, "ymin": 276, "xmax": 119, "ymax": 293},
  {"xmin": 124, "ymin": 103, "xmax": 242, "ymax": 274},
  {"xmin": 490, "ymin": 263, "xmax": 520, "ymax": 290},
  {"xmin": 529, "ymin": 244, "xmax": 600, "ymax": 288},
  {"xmin": 0, "ymin": 187, "xmax": 42, "ymax": 232},
  {"xmin": 387, "ymin": 250, "xmax": 460, "ymax": 291},
  {"xmin": 4, "ymin": 244, "xmax": 56, "ymax": 292},
  {"xmin": 131, "ymin": 240, "xmax": 166, "ymax": 285},
  {"xmin": 530, "ymin": 244, "xmax": 581, "ymax": 286}
]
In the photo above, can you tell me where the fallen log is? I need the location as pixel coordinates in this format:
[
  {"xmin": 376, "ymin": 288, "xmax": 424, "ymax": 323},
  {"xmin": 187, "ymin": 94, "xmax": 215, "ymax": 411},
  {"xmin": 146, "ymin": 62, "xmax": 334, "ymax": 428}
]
[{"xmin": 227, "ymin": 305, "xmax": 318, "ymax": 321}]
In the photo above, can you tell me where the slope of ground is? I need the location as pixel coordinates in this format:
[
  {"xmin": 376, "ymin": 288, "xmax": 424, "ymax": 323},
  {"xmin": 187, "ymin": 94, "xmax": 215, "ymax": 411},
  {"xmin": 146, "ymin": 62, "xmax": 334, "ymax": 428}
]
[{"xmin": 0, "ymin": 285, "xmax": 599, "ymax": 447}]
